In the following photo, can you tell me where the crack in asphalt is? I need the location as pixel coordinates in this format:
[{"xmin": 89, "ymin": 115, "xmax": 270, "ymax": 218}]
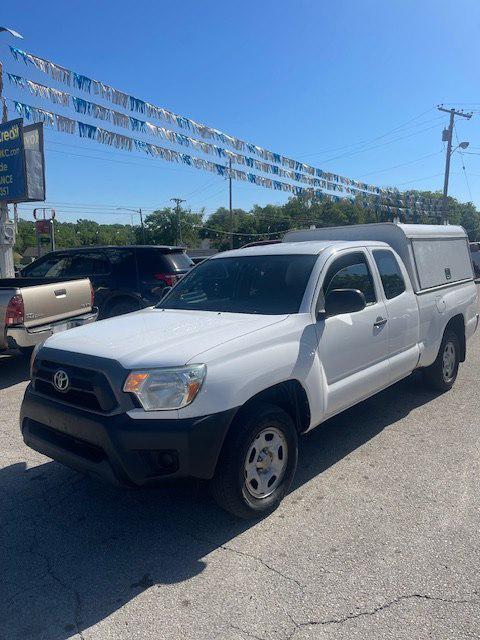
[
  {"xmin": 28, "ymin": 527, "xmax": 86, "ymax": 640},
  {"xmin": 285, "ymin": 592, "xmax": 480, "ymax": 639},
  {"xmin": 219, "ymin": 543, "xmax": 306, "ymax": 590},
  {"xmin": 182, "ymin": 529, "xmax": 309, "ymax": 591}
]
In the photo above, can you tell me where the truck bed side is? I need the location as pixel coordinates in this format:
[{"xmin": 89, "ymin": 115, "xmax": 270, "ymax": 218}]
[{"xmin": 415, "ymin": 280, "xmax": 478, "ymax": 368}]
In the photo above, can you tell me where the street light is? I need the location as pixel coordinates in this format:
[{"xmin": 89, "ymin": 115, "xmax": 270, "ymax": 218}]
[
  {"xmin": 452, "ymin": 141, "xmax": 469, "ymax": 153},
  {"xmin": 116, "ymin": 207, "xmax": 146, "ymax": 243}
]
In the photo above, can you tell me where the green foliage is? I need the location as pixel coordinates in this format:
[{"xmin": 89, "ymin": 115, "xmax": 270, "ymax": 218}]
[
  {"xmin": 142, "ymin": 207, "xmax": 203, "ymax": 246},
  {"xmin": 14, "ymin": 218, "xmax": 135, "ymax": 257},
  {"xmin": 13, "ymin": 191, "xmax": 480, "ymax": 259}
]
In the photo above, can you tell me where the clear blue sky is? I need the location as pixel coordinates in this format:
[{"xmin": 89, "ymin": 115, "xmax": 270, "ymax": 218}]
[{"xmin": 1, "ymin": 0, "xmax": 479, "ymax": 225}]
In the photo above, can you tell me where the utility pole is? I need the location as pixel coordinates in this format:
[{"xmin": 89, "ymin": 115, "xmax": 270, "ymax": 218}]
[
  {"xmin": 116, "ymin": 207, "xmax": 146, "ymax": 243},
  {"xmin": 438, "ymin": 105, "xmax": 472, "ymax": 224},
  {"xmin": 228, "ymin": 158, "xmax": 233, "ymax": 249},
  {"xmin": 139, "ymin": 208, "xmax": 145, "ymax": 244},
  {"xmin": 170, "ymin": 198, "xmax": 185, "ymax": 246}
]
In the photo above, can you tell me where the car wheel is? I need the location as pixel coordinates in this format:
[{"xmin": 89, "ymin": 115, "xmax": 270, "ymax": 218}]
[
  {"xmin": 211, "ymin": 402, "xmax": 298, "ymax": 519},
  {"xmin": 423, "ymin": 330, "xmax": 460, "ymax": 392},
  {"xmin": 106, "ymin": 300, "xmax": 141, "ymax": 318},
  {"xmin": 18, "ymin": 346, "xmax": 34, "ymax": 357}
]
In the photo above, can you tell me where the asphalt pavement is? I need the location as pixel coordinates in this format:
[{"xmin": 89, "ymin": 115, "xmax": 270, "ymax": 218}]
[{"xmin": 1, "ymin": 324, "xmax": 479, "ymax": 640}]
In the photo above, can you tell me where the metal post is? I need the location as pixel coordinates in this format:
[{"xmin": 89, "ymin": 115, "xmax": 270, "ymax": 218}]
[
  {"xmin": 441, "ymin": 109, "xmax": 454, "ymax": 224},
  {"xmin": 50, "ymin": 218, "xmax": 55, "ymax": 252},
  {"xmin": 0, "ymin": 61, "xmax": 15, "ymax": 277},
  {"xmin": 170, "ymin": 198, "xmax": 185, "ymax": 246},
  {"xmin": 139, "ymin": 208, "xmax": 146, "ymax": 244},
  {"xmin": 228, "ymin": 158, "xmax": 233, "ymax": 249}
]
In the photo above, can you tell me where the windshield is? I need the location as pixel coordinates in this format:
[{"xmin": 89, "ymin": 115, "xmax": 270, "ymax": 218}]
[{"xmin": 158, "ymin": 254, "xmax": 317, "ymax": 314}]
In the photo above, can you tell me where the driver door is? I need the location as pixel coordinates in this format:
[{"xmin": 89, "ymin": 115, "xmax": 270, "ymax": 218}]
[{"xmin": 316, "ymin": 249, "xmax": 389, "ymax": 418}]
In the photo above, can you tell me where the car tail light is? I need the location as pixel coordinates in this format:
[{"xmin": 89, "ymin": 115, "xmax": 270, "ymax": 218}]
[
  {"xmin": 6, "ymin": 294, "xmax": 25, "ymax": 326},
  {"xmin": 90, "ymin": 282, "xmax": 95, "ymax": 308},
  {"xmin": 154, "ymin": 273, "xmax": 179, "ymax": 286}
]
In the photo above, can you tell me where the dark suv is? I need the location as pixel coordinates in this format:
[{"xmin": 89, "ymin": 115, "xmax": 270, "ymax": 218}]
[{"xmin": 21, "ymin": 246, "xmax": 193, "ymax": 318}]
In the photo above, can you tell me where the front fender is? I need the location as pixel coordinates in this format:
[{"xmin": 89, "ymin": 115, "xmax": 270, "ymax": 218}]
[{"xmin": 176, "ymin": 317, "xmax": 325, "ymax": 427}]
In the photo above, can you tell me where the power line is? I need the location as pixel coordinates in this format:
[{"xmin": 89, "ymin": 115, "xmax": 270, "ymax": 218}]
[
  {"xmin": 298, "ymin": 108, "xmax": 439, "ymax": 158},
  {"xmin": 454, "ymin": 125, "xmax": 473, "ymax": 201},
  {"xmin": 395, "ymin": 172, "xmax": 446, "ymax": 186},
  {"xmin": 356, "ymin": 150, "xmax": 444, "ymax": 178},
  {"xmin": 189, "ymin": 187, "xmax": 227, "ymax": 207},
  {"xmin": 319, "ymin": 122, "xmax": 445, "ymax": 165}
]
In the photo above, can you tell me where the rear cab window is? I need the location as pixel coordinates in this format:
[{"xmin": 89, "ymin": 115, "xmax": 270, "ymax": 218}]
[
  {"xmin": 373, "ymin": 250, "xmax": 406, "ymax": 299},
  {"xmin": 22, "ymin": 254, "xmax": 70, "ymax": 278},
  {"xmin": 65, "ymin": 252, "xmax": 111, "ymax": 277},
  {"xmin": 138, "ymin": 250, "xmax": 193, "ymax": 278}
]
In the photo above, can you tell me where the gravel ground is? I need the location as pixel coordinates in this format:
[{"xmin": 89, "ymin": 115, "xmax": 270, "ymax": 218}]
[{"xmin": 1, "ymin": 319, "xmax": 479, "ymax": 640}]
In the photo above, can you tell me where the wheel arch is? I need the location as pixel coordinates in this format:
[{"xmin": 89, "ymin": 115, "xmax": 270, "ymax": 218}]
[
  {"xmin": 101, "ymin": 293, "xmax": 144, "ymax": 318},
  {"xmin": 445, "ymin": 313, "xmax": 466, "ymax": 362},
  {"xmin": 228, "ymin": 379, "xmax": 311, "ymax": 437}
]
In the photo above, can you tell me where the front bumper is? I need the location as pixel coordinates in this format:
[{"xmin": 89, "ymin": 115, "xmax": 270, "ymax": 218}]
[
  {"xmin": 20, "ymin": 384, "xmax": 237, "ymax": 487},
  {"xmin": 7, "ymin": 308, "xmax": 98, "ymax": 349}
]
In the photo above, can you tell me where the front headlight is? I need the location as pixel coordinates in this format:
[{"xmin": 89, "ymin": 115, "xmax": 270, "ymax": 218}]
[{"xmin": 123, "ymin": 365, "xmax": 206, "ymax": 411}]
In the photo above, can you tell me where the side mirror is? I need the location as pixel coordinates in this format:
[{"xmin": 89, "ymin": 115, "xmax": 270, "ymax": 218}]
[
  {"xmin": 161, "ymin": 286, "xmax": 172, "ymax": 298},
  {"xmin": 319, "ymin": 288, "xmax": 366, "ymax": 319}
]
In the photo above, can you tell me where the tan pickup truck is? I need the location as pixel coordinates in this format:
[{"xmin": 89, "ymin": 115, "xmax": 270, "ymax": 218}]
[{"xmin": 0, "ymin": 277, "xmax": 98, "ymax": 354}]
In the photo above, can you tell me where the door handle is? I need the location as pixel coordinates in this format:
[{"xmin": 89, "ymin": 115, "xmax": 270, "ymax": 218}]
[
  {"xmin": 373, "ymin": 317, "xmax": 388, "ymax": 328},
  {"xmin": 54, "ymin": 288, "xmax": 67, "ymax": 297}
]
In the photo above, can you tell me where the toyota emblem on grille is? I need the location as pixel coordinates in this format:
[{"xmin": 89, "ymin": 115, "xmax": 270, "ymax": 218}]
[{"xmin": 53, "ymin": 370, "xmax": 70, "ymax": 392}]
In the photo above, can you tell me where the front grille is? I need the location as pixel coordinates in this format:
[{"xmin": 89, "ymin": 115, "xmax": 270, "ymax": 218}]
[{"xmin": 32, "ymin": 359, "xmax": 118, "ymax": 413}]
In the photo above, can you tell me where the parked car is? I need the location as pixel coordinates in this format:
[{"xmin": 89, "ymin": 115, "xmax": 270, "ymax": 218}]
[
  {"xmin": 1, "ymin": 277, "xmax": 97, "ymax": 355},
  {"xmin": 470, "ymin": 242, "xmax": 480, "ymax": 279},
  {"xmin": 20, "ymin": 245, "xmax": 193, "ymax": 318},
  {"xmin": 21, "ymin": 224, "xmax": 478, "ymax": 518}
]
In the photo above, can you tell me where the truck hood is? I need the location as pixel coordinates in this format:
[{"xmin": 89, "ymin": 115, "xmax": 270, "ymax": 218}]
[{"xmin": 43, "ymin": 307, "xmax": 289, "ymax": 368}]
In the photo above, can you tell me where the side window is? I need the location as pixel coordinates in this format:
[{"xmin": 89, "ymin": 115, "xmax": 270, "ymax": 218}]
[
  {"xmin": 66, "ymin": 252, "xmax": 111, "ymax": 277},
  {"xmin": 23, "ymin": 254, "xmax": 70, "ymax": 278},
  {"xmin": 373, "ymin": 250, "xmax": 406, "ymax": 299},
  {"xmin": 323, "ymin": 252, "xmax": 376, "ymax": 304}
]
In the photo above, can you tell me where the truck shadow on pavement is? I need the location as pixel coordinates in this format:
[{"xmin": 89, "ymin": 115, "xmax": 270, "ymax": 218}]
[{"xmin": 2, "ymin": 373, "xmax": 438, "ymax": 640}]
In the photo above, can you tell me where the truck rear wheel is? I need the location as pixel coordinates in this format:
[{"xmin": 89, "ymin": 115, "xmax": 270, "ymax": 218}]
[
  {"xmin": 211, "ymin": 402, "xmax": 298, "ymax": 519},
  {"xmin": 423, "ymin": 330, "xmax": 460, "ymax": 392}
]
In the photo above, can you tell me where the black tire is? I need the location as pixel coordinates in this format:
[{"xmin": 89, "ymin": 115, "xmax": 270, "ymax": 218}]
[
  {"xmin": 210, "ymin": 402, "xmax": 298, "ymax": 519},
  {"xmin": 423, "ymin": 330, "xmax": 460, "ymax": 392},
  {"xmin": 105, "ymin": 299, "xmax": 141, "ymax": 318},
  {"xmin": 19, "ymin": 346, "xmax": 34, "ymax": 357}
]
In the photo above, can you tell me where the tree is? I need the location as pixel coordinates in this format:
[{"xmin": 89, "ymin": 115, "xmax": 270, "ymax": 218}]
[{"xmin": 143, "ymin": 207, "xmax": 203, "ymax": 246}]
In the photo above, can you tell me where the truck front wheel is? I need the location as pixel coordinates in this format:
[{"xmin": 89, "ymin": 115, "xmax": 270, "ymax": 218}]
[
  {"xmin": 211, "ymin": 402, "xmax": 298, "ymax": 519},
  {"xmin": 423, "ymin": 330, "xmax": 460, "ymax": 392}
]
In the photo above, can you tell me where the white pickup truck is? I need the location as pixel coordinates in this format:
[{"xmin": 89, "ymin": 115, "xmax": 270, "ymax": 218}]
[{"xmin": 21, "ymin": 223, "xmax": 478, "ymax": 518}]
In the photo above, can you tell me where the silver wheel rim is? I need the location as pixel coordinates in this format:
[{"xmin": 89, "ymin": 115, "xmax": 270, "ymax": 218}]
[
  {"xmin": 244, "ymin": 427, "xmax": 288, "ymax": 499},
  {"xmin": 442, "ymin": 341, "xmax": 456, "ymax": 382}
]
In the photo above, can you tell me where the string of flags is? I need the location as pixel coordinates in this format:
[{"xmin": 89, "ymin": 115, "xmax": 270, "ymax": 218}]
[
  {"xmin": 7, "ymin": 72, "xmax": 362, "ymax": 194},
  {"xmin": 6, "ymin": 46, "xmax": 444, "ymax": 219},
  {"xmin": 12, "ymin": 99, "xmax": 352, "ymax": 203},
  {"xmin": 9, "ymin": 45, "xmax": 398, "ymax": 197}
]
